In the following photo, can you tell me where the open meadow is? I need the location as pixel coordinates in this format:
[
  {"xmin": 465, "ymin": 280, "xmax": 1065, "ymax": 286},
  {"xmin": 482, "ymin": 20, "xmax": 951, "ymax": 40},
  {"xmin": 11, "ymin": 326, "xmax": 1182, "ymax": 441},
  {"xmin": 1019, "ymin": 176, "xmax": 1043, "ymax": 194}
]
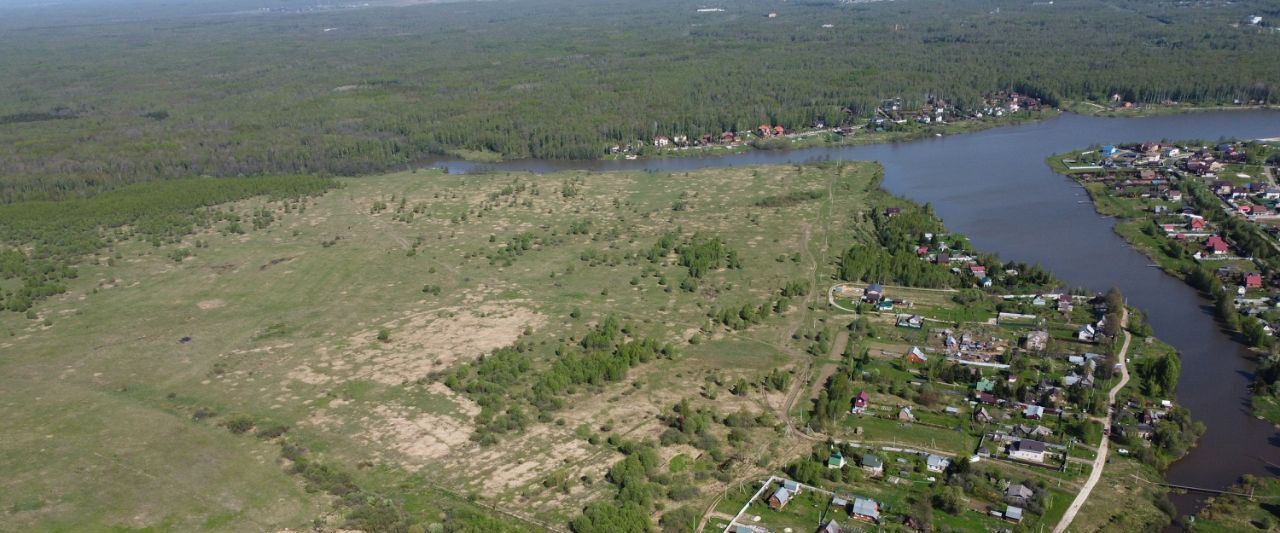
[{"xmin": 0, "ymin": 163, "xmax": 879, "ymax": 530}]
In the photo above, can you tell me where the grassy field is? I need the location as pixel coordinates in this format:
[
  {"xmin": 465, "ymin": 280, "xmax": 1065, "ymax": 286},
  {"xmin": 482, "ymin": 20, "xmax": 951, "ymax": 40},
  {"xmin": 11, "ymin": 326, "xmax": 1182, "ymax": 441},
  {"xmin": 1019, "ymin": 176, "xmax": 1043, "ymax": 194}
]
[{"xmin": 0, "ymin": 162, "xmax": 882, "ymax": 529}]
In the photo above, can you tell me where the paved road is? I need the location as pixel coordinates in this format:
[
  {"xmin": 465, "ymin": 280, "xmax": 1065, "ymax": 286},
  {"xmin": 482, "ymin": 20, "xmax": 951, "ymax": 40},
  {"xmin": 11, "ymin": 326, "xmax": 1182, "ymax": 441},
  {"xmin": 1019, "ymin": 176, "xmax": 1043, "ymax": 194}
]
[{"xmin": 1053, "ymin": 309, "xmax": 1131, "ymax": 533}]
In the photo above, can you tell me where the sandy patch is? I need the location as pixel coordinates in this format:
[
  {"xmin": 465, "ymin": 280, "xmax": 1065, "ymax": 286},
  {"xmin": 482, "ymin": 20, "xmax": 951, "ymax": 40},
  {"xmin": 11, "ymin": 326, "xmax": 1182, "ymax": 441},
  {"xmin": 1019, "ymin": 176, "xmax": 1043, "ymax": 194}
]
[
  {"xmin": 197, "ymin": 299, "xmax": 226, "ymax": 310},
  {"xmin": 350, "ymin": 303, "xmax": 546, "ymax": 385},
  {"xmin": 353, "ymin": 403, "xmax": 477, "ymax": 467}
]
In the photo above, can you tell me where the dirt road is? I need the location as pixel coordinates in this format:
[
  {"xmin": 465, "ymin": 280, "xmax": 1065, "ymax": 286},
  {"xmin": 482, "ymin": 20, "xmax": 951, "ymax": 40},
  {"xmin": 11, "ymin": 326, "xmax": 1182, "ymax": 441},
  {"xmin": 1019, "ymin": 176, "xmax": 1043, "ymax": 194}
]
[{"xmin": 1053, "ymin": 308, "xmax": 1131, "ymax": 533}]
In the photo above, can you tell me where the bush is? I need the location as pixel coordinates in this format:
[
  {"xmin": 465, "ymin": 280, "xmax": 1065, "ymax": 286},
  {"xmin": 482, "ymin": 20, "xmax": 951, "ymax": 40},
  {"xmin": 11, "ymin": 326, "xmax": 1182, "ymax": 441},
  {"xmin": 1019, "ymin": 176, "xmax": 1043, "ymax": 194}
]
[{"xmin": 224, "ymin": 414, "xmax": 255, "ymax": 434}]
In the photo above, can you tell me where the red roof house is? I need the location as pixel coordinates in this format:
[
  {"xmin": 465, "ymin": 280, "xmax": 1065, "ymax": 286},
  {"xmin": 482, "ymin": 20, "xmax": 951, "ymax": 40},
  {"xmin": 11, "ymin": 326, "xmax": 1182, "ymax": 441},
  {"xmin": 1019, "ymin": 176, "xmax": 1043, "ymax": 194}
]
[
  {"xmin": 1206, "ymin": 235, "xmax": 1229, "ymax": 255},
  {"xmin": 1245, "ymin": 273, "xmax": 1263, "ymax": 289}
]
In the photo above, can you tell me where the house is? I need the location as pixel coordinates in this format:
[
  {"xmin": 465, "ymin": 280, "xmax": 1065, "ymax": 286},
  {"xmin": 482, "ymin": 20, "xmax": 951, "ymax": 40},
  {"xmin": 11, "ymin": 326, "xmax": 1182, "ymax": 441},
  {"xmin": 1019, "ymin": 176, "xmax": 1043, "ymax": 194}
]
[
  {"xmin": 1009, "ymin": 439, "xmax": 1046, "ymax": 462},
  {"xmin": 975, "ymin": 378, "xmax": 995, "ymax": 393},
  {"xmin": 861, "ymin": 454, "xmax": 884, "ymax": 476},
  {"xmin": 1031, "ymin": 295, "xmax": 1047, "ymax": 307},
  {"xmin": 1005, "ymin": 483, "xmax": 1034, "ymax": 504},
  {"xmin": 768, "ymin": 487, "xmax": 793, "ymax": 510},
  {"xmin": 1102, "ymin": 145, "xmax": 1117, "ymax": 156},
  {"xmin": 876, "ymin": 300, "xmax": 895, "ymax": 311},
  {"xmin": 654, "ymin": 136, "xmax": 671, "ymax": 147},
  {"xmin": 1023, "ymin": 404, "xmax": 1045, "ymax": 419},
  {"xmin": 1167, "ymin": 190, "xmax": 1184, "ymax": 202},
  {"xmin": 863, "ymin": 283, "xmax": 885, "ymax": 303},
  {"xmin": 819, "ymin": 519, "xmax": 843, "ymax": 533},
  {"xmin": 897, "ymin": 314, "xmax": 924, "ymax": 329},
  {"xmin": 1005, "ymin": 505, "xmax": 1024, "ymax": 523},
  {"xmin": 1189, "ymin": 217, "xmax": 1207, "ymax": 230},
  {"xmin": 853, "ymin": 390, "xmax": 869, "ymax": 411},
  {"xmin": 850, "ymin": 497, "xmax": 880, "ymax": 523},
  {"xmin": 980, "ymin": 276, "xmax": 993, "ymax": 288},
  {"xmin": 898, "ymin": 406, "xmax": 915, "ymax": 422},
  {"xmin": 926, "ymin": 454, "xmax": 950, "ymax": 472},
  {"xmin": 1014, "ymin": 424, "xmax": 1053, "ymax": 439},
  {"xmin": 1023, "ymin": 330, "xmax": 1049, "ymax": 351},
  {"xmin": 827, "ymin": 450, "xmax": 847, "ymax": 469},
  {"xmin": 975, "ymin": 407, "xmax": 993, "ymax": 423},
  {"xmin": 1077, "ymin": 324, "xmax": 1097, "ymax": 342},
  {"xmin": 1063, "ymin": 372, "xmax": 1094, "ymax": 388},
  {"xmin": 831, "ymin": 496, "xmax": 848, "ymax": 509},
  {"xmin": 970, "ymin": 265, "xmax": 986, "ymax": 277},
  {"xmin": 1245, "ymin": 273, "xmax": 1263, "ymax": 289},
  {"xmin": 905, "ymin": 346, "xmax": 928, "ymax": 364},
  {"xmin": 977, "ymin": 392, "xmax": 999, "ymax": 405},
  {"xmin": 1206, "ymin": 235, "xmax": 1230, "ymax": 255},
  {"xmin": 1058, "ymin": 299, "xmax": 1073, "ymax": 314}
]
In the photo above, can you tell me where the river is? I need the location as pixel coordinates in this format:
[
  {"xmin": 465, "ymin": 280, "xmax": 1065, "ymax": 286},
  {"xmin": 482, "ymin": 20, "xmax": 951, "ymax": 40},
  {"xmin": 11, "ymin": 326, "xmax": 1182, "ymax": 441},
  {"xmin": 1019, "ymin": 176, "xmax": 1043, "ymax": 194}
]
[{"xmin": 429, "ymin": 110, "xmax": 1280, "ymax": 515}]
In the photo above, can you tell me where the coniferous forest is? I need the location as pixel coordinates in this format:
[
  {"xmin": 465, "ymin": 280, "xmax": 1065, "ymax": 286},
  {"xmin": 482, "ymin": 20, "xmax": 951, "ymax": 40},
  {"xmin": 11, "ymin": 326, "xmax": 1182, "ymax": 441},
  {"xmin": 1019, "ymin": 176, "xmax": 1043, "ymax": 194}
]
[{"xmin": 1, "ymin": 0, "xmax": 1278, "ymax": 203}]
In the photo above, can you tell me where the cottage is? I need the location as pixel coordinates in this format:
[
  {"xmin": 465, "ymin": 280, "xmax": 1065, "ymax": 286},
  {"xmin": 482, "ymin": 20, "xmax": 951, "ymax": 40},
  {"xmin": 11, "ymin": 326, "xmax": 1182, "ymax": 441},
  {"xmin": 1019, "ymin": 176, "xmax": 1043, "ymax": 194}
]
[
  {"xmin": 975, "ymin": 407, "xmax": 993, "ymax": 423},
  {"xmin": 1014, "ymin": 424, "xmax": 1053, "ymax": 439},
  {"xmin": 768, "ymin": 487, "xmax": 793, "ymax": 510},
  {"xmin": 975, "ymin": 378, "xmax": 995, "ymax": 393},
  {"xmin": 898, "ymin": 406, "xmax": 915, "ymax": 422},
  {"xmin": 863, "ymin": 283, "xmax": 885, "ymax": 303},
  {"xmin": 851, "ymin": 390, "xmax": 870, "ymax": 412},
  {"xmin": 1023, "ymin": 330, "xmax": 1049, "ymax": 352},
  {"xmin": 897, "ymin": 314, "xmax": 924, "ymax": 329},
  {"xmin": 1245, "ymin": 273, "xmax": 1263, "ymax": 289},
  {"xmin": 861, "ymin": 454, "xmax": 884, "ymax": 477},
  {"xmin": 827, "ymin": 450, "xmax": 847, "ymax": 469},
  {"xmin": 819, "ymin": 519, "xmax": 843, "ymax": 533},
  {"xmin": 905, "ymin": 346, "xmax": 928, "ymax": 364},
  {"xmin": 1189, "ymin": 217, "xmax": 1207, "ymax": 230},
  {"xmin": 1023, "ymin": 404, "xmax": 1045, "ymax": 419},
  {"xmin": 1206, "ymin": 235, "xmax": 1230, "ymax": 255},
  {"xmin": 1009, "ymin": 439, "xmax": 1046, "ymax": 463},
  {"xmin": 1005, "ymin": 505, "xmax": 1024, "ymax": 523},
  {"xmin": 977, "ymin": 392, "xmax": 999, "ymax": 405},
  {"xmin": 850, "ymin": 497, "xmax": 881, "ymax": 523},
  {"xmin": 926, "ymin": 454, "xmax": 950, "ymax": 473},
  {"xmin": 1077, "ymin": 324, "xmax": 1097, "ymax": 342},
  {"xmin": 970, "ymin": 265, "xmax": 987, "ymax": 277},
  {"xmin": 1005, "ymin": 483, "xmax": 1034, "ymax": 504}
]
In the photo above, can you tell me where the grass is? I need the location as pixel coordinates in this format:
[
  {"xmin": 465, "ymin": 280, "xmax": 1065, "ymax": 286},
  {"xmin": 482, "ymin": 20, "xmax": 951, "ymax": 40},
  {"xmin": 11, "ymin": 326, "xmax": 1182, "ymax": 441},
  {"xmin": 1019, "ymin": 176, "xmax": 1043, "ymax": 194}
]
[
  {"xmin": 1193, "ymin": 476, "xmax": 1280, "ymax": 532},
  {"xmin": 0, "ymin": 162, "xmax": 886, "ymax": 529}
]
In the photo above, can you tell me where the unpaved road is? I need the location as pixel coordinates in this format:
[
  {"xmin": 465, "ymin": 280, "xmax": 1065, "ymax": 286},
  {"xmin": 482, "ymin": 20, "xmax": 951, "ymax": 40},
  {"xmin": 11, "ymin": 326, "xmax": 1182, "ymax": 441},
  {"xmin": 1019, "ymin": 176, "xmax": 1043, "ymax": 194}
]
[{"xmin": 1053, "ymin": 308, "xmax": 1130, "ymax": 533}]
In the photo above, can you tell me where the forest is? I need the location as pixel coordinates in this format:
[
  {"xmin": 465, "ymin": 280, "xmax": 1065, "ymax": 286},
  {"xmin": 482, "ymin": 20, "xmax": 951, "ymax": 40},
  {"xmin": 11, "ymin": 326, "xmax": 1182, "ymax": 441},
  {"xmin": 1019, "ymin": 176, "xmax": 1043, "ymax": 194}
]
[
  {"xmin": 0, "ymin": 175, "xmax": 335, "ymax": 312},
  {"xmin": 1, "ymin": 0, "xmax": 1279, "ymax": 201}
]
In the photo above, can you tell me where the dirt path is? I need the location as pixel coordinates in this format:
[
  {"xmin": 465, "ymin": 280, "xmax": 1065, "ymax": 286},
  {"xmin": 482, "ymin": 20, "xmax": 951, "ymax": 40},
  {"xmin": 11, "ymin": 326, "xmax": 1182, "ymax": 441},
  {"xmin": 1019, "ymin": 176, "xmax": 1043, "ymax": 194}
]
[
  {"xmin": 806, "ymin": 331, "xmax": 848, "ymax": 403},
  {"xmin": 1053, "ymin": 308, "xmax": 1131, "ymax": 533}
]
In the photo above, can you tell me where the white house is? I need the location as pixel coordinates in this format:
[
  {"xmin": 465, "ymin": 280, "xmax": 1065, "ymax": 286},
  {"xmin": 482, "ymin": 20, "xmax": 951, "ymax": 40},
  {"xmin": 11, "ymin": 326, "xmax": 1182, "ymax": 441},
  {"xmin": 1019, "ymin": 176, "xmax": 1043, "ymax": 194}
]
[{"xmin": 1009, "ymin": 439, "xmax": 1046, "ymax": 463}]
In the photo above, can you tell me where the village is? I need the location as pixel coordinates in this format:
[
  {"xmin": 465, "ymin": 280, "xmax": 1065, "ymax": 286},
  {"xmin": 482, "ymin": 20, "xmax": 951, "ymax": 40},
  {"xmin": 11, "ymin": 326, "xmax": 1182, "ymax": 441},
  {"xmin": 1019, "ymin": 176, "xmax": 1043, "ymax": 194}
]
[
  {"xmin": 708, "ymin": 241, "xmax": 1186, "ymax": 533},
  {"xmin": 607, "ymin": 92, "xmax": 1046, "ymax": 159},
  {"xmin": 1056, "ymin": 139, "xmax": 1280, "ymax": 343}
]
